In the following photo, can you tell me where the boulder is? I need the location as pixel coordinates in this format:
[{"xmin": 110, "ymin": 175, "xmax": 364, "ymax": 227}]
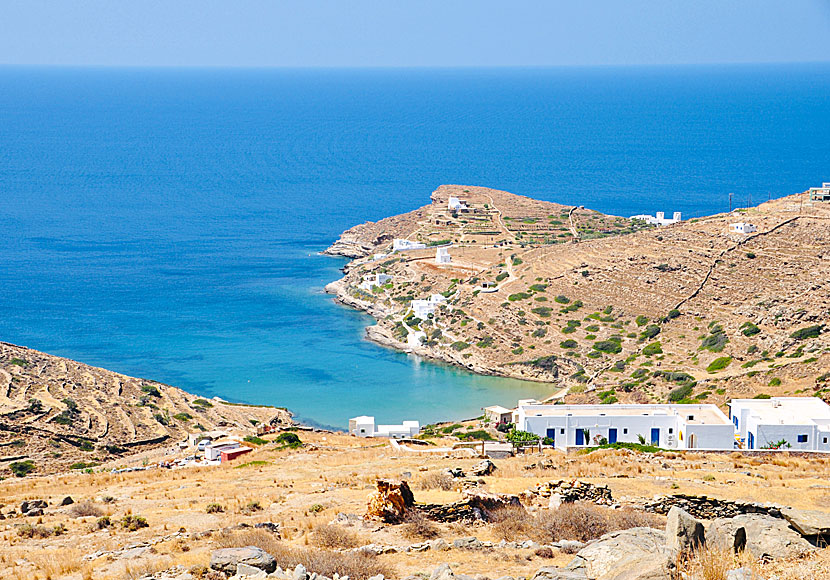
[
  {"xmin": 575, "ymin": 527, "xmax": 672, "ymax": 580},
  {"xmin": 530, "ymin": 568, "xmax": 589, "ymax": 580},
  {"xmin": 470, "ymin": 459, "xmax": 496, "ymax": 476},
  {"xmin": 665, "ymin": 506, "xmax": 705, "ymax": 555},
  {"xmin": 780, "ymin": 507, "xmax": 830, "ymax": 537},
  {"xmin": 708, "ymin": 515, "xmax": 813, "ymax": 560},
  {"xmin": 430, "ymin": 538, "xmax": 450, "ymax": 551},
  {"xmin": 725, "ymin": 569, "xmax": 758, "ymax": 580},
  {"xmin": 452, "ymin": 536, "xmax": 482, "ymax": 549},
  {"xmin": 235, "ymin": 562, "xmax": 267, "ymax": 578},
  {"xmin": 60, "ymin": 496, "xmax": 75, "ymax": 506},
  {"xmin": 209, "ymin": 546, "xmax": 277, "ymax": 575},
  {"xmin": 366, "ymin": 479, "xmax": 415, "ymax": 523},
  {"xmin": 20, "ymin": 499, "xmax": 48, "ymax": 517},
  {"xmin": 430, "ymin": 564, "xmax": 455, "ymax": 580}
]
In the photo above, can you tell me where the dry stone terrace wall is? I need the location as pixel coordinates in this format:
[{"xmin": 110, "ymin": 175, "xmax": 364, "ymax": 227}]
[{"xmin": 643, "ymin": 494, "xmax": 783, "ymax": 520}]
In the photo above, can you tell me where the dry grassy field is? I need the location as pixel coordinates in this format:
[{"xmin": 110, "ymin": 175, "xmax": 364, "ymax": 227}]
[{"xmin": 2, "ymin": 429, "xmax": 829, "ymax": 579}]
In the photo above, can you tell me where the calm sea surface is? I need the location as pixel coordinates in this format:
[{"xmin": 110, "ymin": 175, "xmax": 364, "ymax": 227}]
[{"xmin": 1, "ymin": 65, "xmax": 828, "ymax": 427}]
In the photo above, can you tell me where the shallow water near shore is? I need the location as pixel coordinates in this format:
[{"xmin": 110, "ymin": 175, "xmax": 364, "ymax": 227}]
[{"xmin": 1, "ymin": 65, "xmax": 829, "ymax": 427}]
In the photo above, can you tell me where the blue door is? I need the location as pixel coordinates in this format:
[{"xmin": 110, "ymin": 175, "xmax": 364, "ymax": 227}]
[
  {"xmin": 546, "ymin": 428, "xmax": 556, "ymax": 441},
  {"xmin": 748, "ymin": 432, "xmax": 754, "ymax": 449},
  {"xmin": 651, "ymin": 428, "xmax": 660, "ymax": 445},
  {"xmin": 575, "ymin": 429, "xmax": 584, "ymax": 446},
  {"xmin": 608, "ymin": 428, "xmax": 618, "ymax": 444}
]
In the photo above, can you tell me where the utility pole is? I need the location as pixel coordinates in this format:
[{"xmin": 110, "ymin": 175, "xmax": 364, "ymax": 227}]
[{"xmin": 728, "ymin": 192, "xmax": 733, "ymax": 213}]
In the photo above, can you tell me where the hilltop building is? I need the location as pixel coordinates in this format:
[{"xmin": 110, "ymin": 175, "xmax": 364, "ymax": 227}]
[
  {"xmin": 348, "ymin": 416, "xmax": 420, "ymax": 439},
  {"xmin": 808, "ymin": 182, "xmax": 830, "ymax": 202},
  {"xmin": 729, "ymin": 398, "xmax": 830, "ymax": 451},
  {"xmin": 515, "ymin": 402, "xmax": 735, "ymax": 450},
  {"xmin": 448, "ymin": 196, "xmax": 469, "ymax": 211},
  {"xmin": 730, "ymin": 222, "xmax": 757, "ymax": 234},
  {"xmin": 629, "ymin": 211, "xmax": 682, "ymax": 226},
  {"xmin": 435, "ymin": 247, "xmax": 451, "ymax": 264},
  {"xmin": 392, "ymin": 239, "xmax": 427, "ymax": 252}
]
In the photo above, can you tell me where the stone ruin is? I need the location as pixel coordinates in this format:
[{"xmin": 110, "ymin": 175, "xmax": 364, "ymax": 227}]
[
  {"xmin": 643, "ymin": 494, "xmax": 782, "ymax": 520},
  {"xmin": 520, "ymin": 480, "xmax": 614, "ymax": 507}
]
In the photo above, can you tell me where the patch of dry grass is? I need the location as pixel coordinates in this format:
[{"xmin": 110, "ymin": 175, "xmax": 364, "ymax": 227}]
[
  {"xmin": 533, "ymin": 502, "xmax": 663, "ymax": 543},
  {"xmin": 310, "ymin": 524, "xmax": 366, "ymax": 549},
  {"xmin": 401, "ymin": 510, "xmax": 441, "ymax": 540},
  {"xmin": 214, "ymin": 529, "xmax": 393, "ymax": 580}
]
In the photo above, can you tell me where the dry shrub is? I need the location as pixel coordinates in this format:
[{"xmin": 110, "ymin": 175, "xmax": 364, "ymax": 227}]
[
  {"xmin": 214, "ymin": 529, "xmax": 393, "ymax": 580},
  {"xmin": 489, "ymin": 505, "xmax": 534, "ymax": 540},
  {"xmin": 534, "ymin": 547, "xmax": 554, "ymax": 558},
  {"xmin": 533, "ymin": 502, "xmax": 663, "ymax": 543},
  {"xmin": 401, "ymin": 510, "xmax": 440, "ymax": 540},
  {"xmin": 70, "ymin": 501, "xmax": 104, "ymax": 518},
  {"xmin": 28, "ymin": 548, "xmax": 86, "ymax": 577},
  {"xmin": 310, "ymin": 524, "xmax": 365, "ymax": 549},
  {"xmin": 680, "ymin": 544, "xmax": 758, "ymax": 580},
  {"xmin": 417, "ymin": 471, "xmax": 454, "ymax": 491}
]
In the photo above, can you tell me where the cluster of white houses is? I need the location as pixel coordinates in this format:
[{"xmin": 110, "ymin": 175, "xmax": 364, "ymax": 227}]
[
  {"xmin": 501, "ymin": 398, "xmax": 830, "ymax": 451},
  {"xmin": 349, "ymin": 416, "xmax": 420, "ymax": 439}
]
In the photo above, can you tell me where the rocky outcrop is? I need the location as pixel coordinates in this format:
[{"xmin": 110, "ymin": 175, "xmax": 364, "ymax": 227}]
[
  {"xmin": 665, "ymin": 506, "xmax": 704, "ymax": 556},
  {"xmin": 571, "ymin": 527, "xmax": 672, "ymax": 580},
  {"xmin": 209, "ymin": 546, "xmax": 277, "ymax": 575},
  {"xmin": 20, "ymin": 499, "xmax": 48, "ymax": 517},
  {"xmin": 366, "ymin": 479, "xmax": 415, "ymax": 523},
  {"xmin": 420, "ymin": 489, "xmax": 523, "ymax": 522},
  {"xmin": 780, "ymin": 506, "xmax": 830, "ymax": 538},
  {"xmin": 470, "ymin": 459, "xmax": 496, "ymax": 476},
  {"xmin": 708, "ymin": 514, "xmax": 814, "ymax": 560}
]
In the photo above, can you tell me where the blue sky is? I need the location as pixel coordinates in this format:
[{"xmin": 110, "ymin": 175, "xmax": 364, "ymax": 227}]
[{"xmin": 2, "ymin": 1, "xmax": 829, "ymax": 67}]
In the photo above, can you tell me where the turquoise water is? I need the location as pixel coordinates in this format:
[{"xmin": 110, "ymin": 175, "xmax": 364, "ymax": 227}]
[{"xmin": 1, "ymin": 65, "xmax": 828, "ymax": 427}]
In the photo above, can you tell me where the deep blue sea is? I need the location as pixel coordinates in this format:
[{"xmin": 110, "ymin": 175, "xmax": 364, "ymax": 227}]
[{"xmin": 1, "ymin": 65, "xmax": 828, "ymax": 428}]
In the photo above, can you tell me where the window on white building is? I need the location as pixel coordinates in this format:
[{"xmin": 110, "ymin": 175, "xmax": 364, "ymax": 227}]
[
  {"xmin": 623, "ymin": 428, "xmax": 628, "ymax": 434},
  {"xmin": 687, "ymin": 415, "xmax": 695, "ymax": 421},
  {"xmin": 668, "ymin": 428, "xmax": 673, "ymax": 434},
  {"xmin": 798, "ymin": 434, "xmax": 808, "ymax": 443}
]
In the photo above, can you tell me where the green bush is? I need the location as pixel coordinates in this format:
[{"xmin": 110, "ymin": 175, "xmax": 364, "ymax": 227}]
[
  {"xmin": 506, "ymin": 429, "xmax": 539, "ymax": 447},
  {"xmin": 554, "ymin": 295, "xmax": 570, "ymax": 304},
  {"xmin": 495, "ymin": 272, "xmax": 509, "ymax": 282},
  {"xmin": 642, "ymin": 342, "xmax": 662, "ymax": 356},
  {"xmin": 457, "ymin": 430, "xmax": 494, "ymax": 441},
  {"xmin": 668, "ymin": 384, "xmax": 694, "ymax": 402},
  {"xmin": 667, "ymin": 309, "xmax": 681, "ymax": 320},
  {"xmin": 560, "ymin": 300, "xmax": 584, "ymax": 313},
  {"xmin": 706, "ymin": 356, "xmax": 732, "ymax": 373},
  {"xmin": 790, "ymin": 325, "xmax": 823, "ymax": 341},
  {"xmin": 275, "ymin": 432, "xmax": 303, "ymax": 449},
  {"xmin": 640, "ymin": 325, "xmax": 661, "ymax": 340},
  {"xmin": 529, "ymin": 284, "xmax": 547, "ymax": 292},
  {"xmin": 593, "ymin": 340, "xmax": 622, "ymax": 354},
  {"xmin": 634, "ymin": 315, "xmax": 649, "ymax": 327},
  {"xmin": 740, "ymin": 322, "xmax": 761, "ymax": 337},
  {"xmin": 560, "ymin": 339, "xmax": 578, "ymax": 349},
  {"xmin": 700, "ymin": 323, "xmax": 728, "ymax": 352},
  {"xmin": 243, "ymin": 435, "xmax": 268, "ymax": 445},
  {"xmin": 10, "ymin": 460, "xmax": 35, "ymax": 477},
  {"xmin": 450, "ymin": 341, "xmax": 470, "ymax": 351},
  {"xmin": 508, "ymin": 292, "xmax": 532, "ymax": 301},
  {"xmin": 192, "ymin": 398, "xmax": 213, "ymax": 408},
  {"xmin": 173, "ymin": 412, "xmax": 192, "ymax": 422},
  {"xmin": 206, "ymin": 503, "xmax": 225, "ymax": 513},
  {"xmin": 768, "ymin": 377, "xmax": 781, "ymax": 387},
  {"xmin": 531, "ymin": 307, "xmax": 552, "ymax": 318},
  {"xmin": 121, "ymin": 515, "xmax": 148, "ymax": 531}
]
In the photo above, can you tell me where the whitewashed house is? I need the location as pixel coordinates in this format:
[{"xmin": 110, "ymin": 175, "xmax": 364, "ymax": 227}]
[
  {"xmin": 359, "ymin": 273, "xmax": 392, "ymax": 291},
  {"xmin": 435, "ymin": 247, "xmax": 451, "ymax": 264},
  {"xmin": 348, "ymin": 416, "xmax": 420, "ymax": 439},
  {"xmin": 729, "ymin": 397, "xmax": 830, "ymax": 451},
  {"xmin": 392, "ymin": 239, "xmax": 427, "ymax": 252},
  {"xmin": 808, "ymin": 182, "xmax": 830, "ymax": 202},
  {"xmin": 411, "ymin": 293, "xmax": 447, "ymax": 319},
  {"xmin": 629, "ymin": 212, "xmax": 682, "ymax": 226},
  {"xmin": 730, "ymin": 222, "xmax": 757, "ymax": 234},
  {"xmin": 484, "ymin": 405, "xmax": 514, "ymax": 426},
  {"xmin": 448, "ymin": 197, "xmax": 468, "ymax": 211},
  {"xmin": 515, "ymin": 402, "xmax": 735, "ymax": 450},
  {"xmin": 203, "ymin": 439, "xmax": 242, "ymax": 461}
]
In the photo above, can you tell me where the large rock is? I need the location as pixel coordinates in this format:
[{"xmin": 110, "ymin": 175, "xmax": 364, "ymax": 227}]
[
  {"xmin": 210, "ymin": 546, "xmax": 277, "ymax": 575},
  {"xmin": 530, "ymin": 568, "xmax": 589, "ymax": 580},
  {"xmin": 366, "ymin": 479, "xmax": 415, "ymax": 523},
  {"xmin": 20, "ymin": 499, "xmax": 48, "ymax": 517},
  {"xmin": 708, "ymin": 514, "xmax": 814, "ymax": 560},
  {"xmin": 665, "ymin": 506, "xmax": 705, "ymax": 555},
  {"xmin": 430, "ymin": 564, "xmax": 455, "ymax": 580},
  {"xmin": 575, "ymin": 527, "xmax": 672, "ymax": 580},
  {"xmin": 470, "ymin": 459, "xmax": 496, "ymax": 476},
  {"xmin": 780, "ymin": 507, "xmax": 830, "ymax": 537}
]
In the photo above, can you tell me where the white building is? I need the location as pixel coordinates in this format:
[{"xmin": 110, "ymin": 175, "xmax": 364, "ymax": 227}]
[
  {"xmin": 448, "ymin": 197, "xmax": 468, "ymax": 211},
  {"xmin": 730, "ymin": 222, "xmax": 757, "ymax": 234},
  {"xmin": 484, "ymin": 405, "xmax": 514, "ymax": 426},
  {"xmin": 359, "ymin": 273, "xmax": 393, "ymax": 291},
  {"xmin": 348, "ymin": 416, "xmax": 420, "ymax": 439},
  {"xmin": 203, "ymin": 439, "xmax": 242, "ymax": 461},
  {"xmin": 435, "ymin": 247, "xmax": 451, "ymax": 264},
  {"xmin": 411, "ymin": 293, "xmax": 447, "ymax": 319},
  {"xmin": 729, "ymin": 397, "xmax": 830, "ymax": 451},
  {"xmin": 808, "ymin": 182, "xmax": 830, "ymax": 202},
  {"xmin": 630, "ymin": 211, "xmax": 682, "ymax": 226},
  {"xmin": 392, "ymin": 239, "xmax": 427, "ymax": 252},
  {"xmin": 515, "ymin": 402, "xmax": 735, "ymax": 450},
  {"xmin": 406, "ymin": 329, "xmax": 426, "ymax": 348}
]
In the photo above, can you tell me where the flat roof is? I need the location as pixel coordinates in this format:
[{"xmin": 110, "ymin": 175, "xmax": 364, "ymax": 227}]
[
  {"xmin": 730, "ymin": 397, "xmax": 830, "ymax": 426},
  {"xmin": 485, "ymin": 405, "xmax": 514, "ymax": 414},
  {"xmin": 519, "ymin": 403, "xmax": 730, "ymax": 425}
]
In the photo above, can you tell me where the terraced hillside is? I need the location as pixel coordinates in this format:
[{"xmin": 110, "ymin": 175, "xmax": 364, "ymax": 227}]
[
  {"xmin": 326, "ymin": 185, "xmax": 830, "ymax": 406},
  {"xmin": 0, "ymin": 342, "xmax": 291, "ymax": 475}
]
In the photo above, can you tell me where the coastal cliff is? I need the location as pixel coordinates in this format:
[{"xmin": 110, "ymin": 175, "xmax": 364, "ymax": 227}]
[{"xmin": 326, "ymin": 184, "xmax": 830, "ymax": 407}]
